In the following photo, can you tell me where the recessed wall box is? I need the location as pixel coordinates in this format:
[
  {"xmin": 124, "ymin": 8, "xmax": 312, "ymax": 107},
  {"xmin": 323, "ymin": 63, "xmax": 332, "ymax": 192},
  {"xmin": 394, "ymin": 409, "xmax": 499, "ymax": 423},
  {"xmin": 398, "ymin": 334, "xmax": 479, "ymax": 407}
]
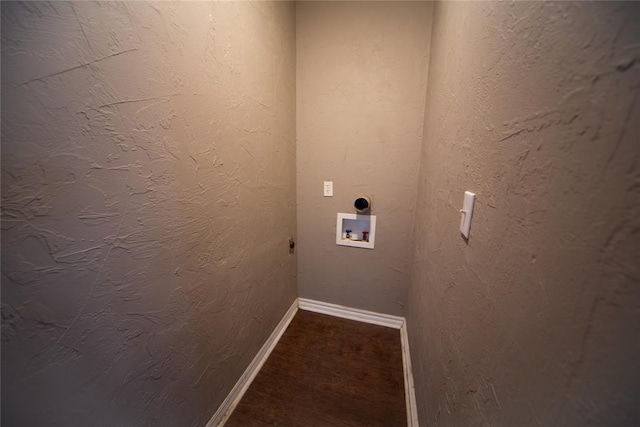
[{"xmin": 336, "ymin": 212, "xmax": 376, "ymax": 249}]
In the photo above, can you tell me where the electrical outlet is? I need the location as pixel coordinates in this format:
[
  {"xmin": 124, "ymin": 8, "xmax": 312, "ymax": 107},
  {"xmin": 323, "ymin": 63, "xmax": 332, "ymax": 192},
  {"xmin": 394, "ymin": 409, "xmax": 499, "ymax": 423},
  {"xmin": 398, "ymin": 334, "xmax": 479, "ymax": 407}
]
[{"xmin": 324, "ymin": 181, "xmax": 333, "ymax": 197}]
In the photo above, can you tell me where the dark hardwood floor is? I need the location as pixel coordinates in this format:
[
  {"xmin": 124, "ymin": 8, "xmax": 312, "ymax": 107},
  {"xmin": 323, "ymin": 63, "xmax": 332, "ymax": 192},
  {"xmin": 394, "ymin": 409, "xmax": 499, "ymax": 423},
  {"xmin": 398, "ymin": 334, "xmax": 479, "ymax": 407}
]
[{"xmin": 225, "ymin": 310, "xmax": 406, "ymax": 427}]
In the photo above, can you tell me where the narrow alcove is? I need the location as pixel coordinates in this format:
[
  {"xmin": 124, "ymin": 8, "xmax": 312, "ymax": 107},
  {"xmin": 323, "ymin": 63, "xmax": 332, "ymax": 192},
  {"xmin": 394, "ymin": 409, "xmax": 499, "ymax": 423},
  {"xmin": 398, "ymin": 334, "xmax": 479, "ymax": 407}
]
[{"xmin": 1, "ymin": 1, "xmax": 638, "ymax": 426}]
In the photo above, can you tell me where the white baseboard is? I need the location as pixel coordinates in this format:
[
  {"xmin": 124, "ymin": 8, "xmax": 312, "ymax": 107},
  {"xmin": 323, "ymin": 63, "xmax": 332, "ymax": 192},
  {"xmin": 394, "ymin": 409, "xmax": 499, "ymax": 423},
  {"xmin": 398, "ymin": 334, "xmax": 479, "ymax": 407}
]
[
  {"xmin": 298, "ymin": 298, "xmax": 419, "ymax": 427},
  {"xmin": 297, "ymin": 298, "xmax": 404, "ymax": 329},
  {"xmin": 400, "ymin": 322, "xmax": 419, "ymax": 427},
  {"xmin": 206, "ymin": 299, "xmax": 298, "ymax": 427},
  {"xmin": 207, "ymin": 297, "xmax": 419, "ymax": 427}
]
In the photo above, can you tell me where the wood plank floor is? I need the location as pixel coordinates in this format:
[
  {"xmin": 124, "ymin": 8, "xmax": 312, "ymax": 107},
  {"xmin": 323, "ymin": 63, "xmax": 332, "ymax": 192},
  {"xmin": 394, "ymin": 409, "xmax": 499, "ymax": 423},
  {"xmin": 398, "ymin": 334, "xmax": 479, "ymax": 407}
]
[{"xmin": 225, "ymin": 310, "xmax": 406, "ymax": 427}]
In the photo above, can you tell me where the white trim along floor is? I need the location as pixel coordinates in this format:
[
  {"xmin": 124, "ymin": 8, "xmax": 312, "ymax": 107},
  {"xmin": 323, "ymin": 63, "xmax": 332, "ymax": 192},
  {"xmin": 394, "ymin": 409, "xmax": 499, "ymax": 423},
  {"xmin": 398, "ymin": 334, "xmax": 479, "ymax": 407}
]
[{"xmin": 207, "ymin": 297, "xmax": 418, "ymax": 427}]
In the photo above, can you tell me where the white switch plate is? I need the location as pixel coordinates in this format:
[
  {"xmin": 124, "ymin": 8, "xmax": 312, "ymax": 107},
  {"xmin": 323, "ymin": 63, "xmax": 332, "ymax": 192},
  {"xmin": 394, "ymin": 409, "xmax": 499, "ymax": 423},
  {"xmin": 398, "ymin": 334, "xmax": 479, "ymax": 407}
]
[
  {"xmin": 460, "ymin": 191, "xmax": 476, "ymax": 239},
  {"xmin": 324, "ymin": 181, "xmax": 333, "ymax": 197}
]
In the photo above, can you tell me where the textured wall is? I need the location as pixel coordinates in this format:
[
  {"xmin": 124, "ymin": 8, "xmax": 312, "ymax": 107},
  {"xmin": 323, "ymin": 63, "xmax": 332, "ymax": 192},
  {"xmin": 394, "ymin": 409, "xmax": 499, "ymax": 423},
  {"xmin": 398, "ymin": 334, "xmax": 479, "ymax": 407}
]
[
  {"xmin": 296, "ymin": 1, "xmax": 432, "ymax": 316},
  {"xmin": 407, "ymin": 1, "xmax": 640, "ymax": 426},
  {"xmin": 1, "ymin": 2, "xmax": 296, "ymax": 426}
]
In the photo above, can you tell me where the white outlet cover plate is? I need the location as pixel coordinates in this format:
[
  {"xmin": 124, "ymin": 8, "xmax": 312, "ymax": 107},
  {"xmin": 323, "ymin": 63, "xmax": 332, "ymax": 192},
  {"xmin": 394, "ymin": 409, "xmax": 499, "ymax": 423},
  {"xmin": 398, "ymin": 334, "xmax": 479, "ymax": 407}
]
[
  {"xmin": 460, "ymin": 191, "xmax": 476, "ymax": 239},
  {"xmin": 324, "ymin": 181, "xmax": 333, "ymax": 197}
]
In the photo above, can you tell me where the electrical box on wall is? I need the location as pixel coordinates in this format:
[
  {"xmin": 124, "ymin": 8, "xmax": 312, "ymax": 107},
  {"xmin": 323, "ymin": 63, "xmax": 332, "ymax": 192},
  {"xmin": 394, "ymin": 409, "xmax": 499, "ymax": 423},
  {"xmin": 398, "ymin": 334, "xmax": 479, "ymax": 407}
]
[
  {"xmin": 324, "ymin": 181, "xmax": 333, "ymax": 197},
  {"xmin": 460, "ymin": 191, "xmax": 476, "ymax": 239},
  {"xmin": 336, "ymin": 213, "xmax": 376, "ymax": 249}
]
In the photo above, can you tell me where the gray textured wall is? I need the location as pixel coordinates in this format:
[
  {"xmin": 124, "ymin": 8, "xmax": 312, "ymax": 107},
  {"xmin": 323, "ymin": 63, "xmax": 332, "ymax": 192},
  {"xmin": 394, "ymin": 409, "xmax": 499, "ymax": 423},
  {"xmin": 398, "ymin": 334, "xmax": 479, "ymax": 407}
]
[
  {"xmin": 407, "ymin": 1, "xmax": 640, "ymax": 426},
  {"xmin": 1, "ymin": 2, "xmax": 296, "ymax": 426},
  {"xmin": 296, "ymin": 1, "xmax": 433, "ymax": 316}
]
